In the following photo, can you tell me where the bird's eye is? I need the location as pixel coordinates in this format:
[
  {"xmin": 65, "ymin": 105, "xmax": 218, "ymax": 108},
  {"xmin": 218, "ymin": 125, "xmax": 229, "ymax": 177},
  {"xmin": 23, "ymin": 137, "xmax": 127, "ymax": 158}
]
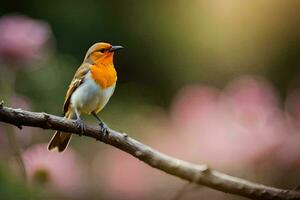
[{"xmin": 99, "ymin": 48, "xmax": 106, "ymax": 53}]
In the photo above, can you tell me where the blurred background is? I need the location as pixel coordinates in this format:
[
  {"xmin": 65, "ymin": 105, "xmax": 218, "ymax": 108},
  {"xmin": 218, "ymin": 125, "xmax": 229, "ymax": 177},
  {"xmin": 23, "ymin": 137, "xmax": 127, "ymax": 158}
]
[{"xmin": 0, "ymin": 0, "xmax": 300, "ymax": 199}]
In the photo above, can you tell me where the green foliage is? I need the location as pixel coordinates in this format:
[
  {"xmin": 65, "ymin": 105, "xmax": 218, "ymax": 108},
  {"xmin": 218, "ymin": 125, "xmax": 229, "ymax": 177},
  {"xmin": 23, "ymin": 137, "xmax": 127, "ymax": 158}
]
[{"xmin": 0, "ymin": 164, "xmax": 34, "ymax": 200}]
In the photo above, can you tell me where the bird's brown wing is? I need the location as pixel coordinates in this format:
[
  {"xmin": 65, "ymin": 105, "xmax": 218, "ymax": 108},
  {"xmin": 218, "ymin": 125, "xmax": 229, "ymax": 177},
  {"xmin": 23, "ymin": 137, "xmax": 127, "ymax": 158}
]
[{"xmin": 63, "ymin": 63, "xmax": 90, "ymax": 114}]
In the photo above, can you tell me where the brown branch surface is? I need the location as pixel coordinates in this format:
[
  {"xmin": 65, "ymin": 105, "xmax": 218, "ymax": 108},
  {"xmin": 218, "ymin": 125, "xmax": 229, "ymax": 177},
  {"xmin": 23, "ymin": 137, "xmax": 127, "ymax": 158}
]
[{"xmin": 0, "ymin": 106, "xmax": 299, "ymax": 200}]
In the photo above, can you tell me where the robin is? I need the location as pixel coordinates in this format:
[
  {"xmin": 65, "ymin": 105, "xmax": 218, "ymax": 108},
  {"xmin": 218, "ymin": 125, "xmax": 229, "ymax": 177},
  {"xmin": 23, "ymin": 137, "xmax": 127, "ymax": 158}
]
[{"xmin": 48, "ymin": 42, "xmax": 123, "ymax": 152}]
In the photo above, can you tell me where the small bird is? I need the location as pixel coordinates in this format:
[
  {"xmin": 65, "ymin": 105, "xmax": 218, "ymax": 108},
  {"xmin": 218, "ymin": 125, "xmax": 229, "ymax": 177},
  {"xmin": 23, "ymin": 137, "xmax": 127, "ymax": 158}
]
[{"xmin": 48, "ymin": 42, "xmax": 123, "ymax": 152}]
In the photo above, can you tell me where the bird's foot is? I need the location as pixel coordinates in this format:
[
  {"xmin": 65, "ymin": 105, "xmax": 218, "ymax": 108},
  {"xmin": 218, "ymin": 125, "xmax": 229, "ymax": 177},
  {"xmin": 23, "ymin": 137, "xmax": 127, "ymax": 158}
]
[
  {"xmin": 99, "ymin": 122, "xmax": 109, "ymax": 137},
  {"xmin": 75, "ymin": 119, "xmax": 86, "ymax": 136}
]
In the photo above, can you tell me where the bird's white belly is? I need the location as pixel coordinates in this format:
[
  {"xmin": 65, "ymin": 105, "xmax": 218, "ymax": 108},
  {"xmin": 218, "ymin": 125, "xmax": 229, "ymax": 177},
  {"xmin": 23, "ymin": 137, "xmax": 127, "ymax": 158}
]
[{"xmin": 70, "ymin": 72, "xmax": 115, "ymax": 114}]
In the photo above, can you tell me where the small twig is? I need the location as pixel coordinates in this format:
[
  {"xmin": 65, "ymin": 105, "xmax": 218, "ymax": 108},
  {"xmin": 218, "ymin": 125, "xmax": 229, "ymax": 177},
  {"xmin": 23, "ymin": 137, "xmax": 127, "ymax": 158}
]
[
  {"xmin": 170, "ymin": 182, "xmax": 195, "ymax": 200},
  {"xmin": 5, "ymin": 125, "xmax": 27, "ymax": 181},
  {"xmin": 0, "ymin": 106, "xmax": 300, "ymax": 200}
]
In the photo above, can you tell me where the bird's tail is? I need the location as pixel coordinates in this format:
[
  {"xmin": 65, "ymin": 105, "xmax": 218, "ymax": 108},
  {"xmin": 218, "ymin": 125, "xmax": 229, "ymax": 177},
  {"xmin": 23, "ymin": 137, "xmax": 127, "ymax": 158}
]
[{"xmin": 47, "ymin": 111, "xmax": 74, "ymax": 152}]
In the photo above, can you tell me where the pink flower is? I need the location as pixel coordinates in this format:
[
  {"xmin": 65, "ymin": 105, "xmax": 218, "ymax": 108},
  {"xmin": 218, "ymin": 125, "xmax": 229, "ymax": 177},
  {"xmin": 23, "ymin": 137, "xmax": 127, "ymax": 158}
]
[
  {"xmin": 169, "ymin": 76, "xmax": 287, "ymax": 168},
  {"xmin": 0, "ymin": 14, "xmax": 52, "ymax": 65},
  {"xmin": 22, "ymin": 143, "xmax": 84, "ymax": 197},
  {"xmin": 218, "ymin": 77, "xmax": 287, "ymax": 164},
  {"xmin": 92, "ymin": 149, "xmax": 160, "ymax": 199}
]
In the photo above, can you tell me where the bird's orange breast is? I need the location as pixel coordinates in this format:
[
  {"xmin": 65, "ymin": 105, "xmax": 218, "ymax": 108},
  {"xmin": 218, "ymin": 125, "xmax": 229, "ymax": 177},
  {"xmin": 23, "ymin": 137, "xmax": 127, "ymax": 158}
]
[{"xmin": 90, "ymin": 64, "xmax": 117, "ymax": 88}]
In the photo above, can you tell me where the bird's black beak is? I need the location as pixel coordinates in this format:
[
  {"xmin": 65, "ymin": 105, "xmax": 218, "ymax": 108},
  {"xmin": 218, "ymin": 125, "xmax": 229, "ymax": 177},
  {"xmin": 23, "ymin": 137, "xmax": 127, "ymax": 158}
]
[{"xmin": 109, "ymin": 45, "xmax": 124, "ymax": 52}]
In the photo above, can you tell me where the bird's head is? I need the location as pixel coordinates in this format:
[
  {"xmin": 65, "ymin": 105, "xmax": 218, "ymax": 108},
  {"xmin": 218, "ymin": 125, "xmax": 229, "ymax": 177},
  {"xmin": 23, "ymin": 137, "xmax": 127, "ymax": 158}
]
[{"xmin": 84, "ymin": 42, "xmax": 123, "ymax": 64}]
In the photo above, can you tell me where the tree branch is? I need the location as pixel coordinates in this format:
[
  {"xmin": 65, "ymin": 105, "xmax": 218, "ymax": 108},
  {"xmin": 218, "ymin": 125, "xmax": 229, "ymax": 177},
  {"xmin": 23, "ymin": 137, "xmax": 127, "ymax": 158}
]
[{"xmin": 0, "ymin": 106, "xmax": 299, "ymax": 200}]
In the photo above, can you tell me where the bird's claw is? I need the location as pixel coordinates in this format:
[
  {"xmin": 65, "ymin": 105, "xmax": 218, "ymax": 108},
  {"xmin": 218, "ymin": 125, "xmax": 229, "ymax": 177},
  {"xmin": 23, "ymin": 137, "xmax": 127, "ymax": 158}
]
[
  {"xmin": 75, "ymin": 119, "xmax": 85, "ymax": 136},
  {"xmin": 99, "ymin": 122, "xmax": 109, "ymax": 137}
]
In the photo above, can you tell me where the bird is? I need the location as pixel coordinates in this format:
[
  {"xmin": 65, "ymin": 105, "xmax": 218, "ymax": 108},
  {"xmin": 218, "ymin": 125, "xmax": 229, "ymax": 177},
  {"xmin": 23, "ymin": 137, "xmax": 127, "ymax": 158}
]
[{"xmin": 48, "ymin": 42, "xmax": 123, "ymax": 152}]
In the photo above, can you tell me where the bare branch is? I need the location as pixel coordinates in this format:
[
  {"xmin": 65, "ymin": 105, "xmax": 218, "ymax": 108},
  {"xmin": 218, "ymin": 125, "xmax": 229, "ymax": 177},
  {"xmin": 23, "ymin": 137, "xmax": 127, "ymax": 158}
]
[{"xmin": 0, "ymin": 106, "xmax": 299, "ymax": 200}]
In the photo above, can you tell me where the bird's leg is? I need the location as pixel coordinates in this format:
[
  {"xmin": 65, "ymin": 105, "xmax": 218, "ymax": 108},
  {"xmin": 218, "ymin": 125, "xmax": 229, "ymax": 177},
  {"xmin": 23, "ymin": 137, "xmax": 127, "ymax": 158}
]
[
  {"xmin": 75, "ymin": 119, "xmax": 86, "ymax": 136},
  {"xmin": 91, "ymin": 111, "xmax": 109, "ymax": 137},
  {"xmin": 74, "ymin": 109, "xmax": 85, "ymax": 136}
]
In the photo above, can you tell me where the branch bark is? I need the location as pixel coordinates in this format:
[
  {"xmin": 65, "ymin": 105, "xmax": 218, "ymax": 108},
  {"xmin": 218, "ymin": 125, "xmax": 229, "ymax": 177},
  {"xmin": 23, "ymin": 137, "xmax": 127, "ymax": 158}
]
[{"xmin": 0, "ymin": 105, "xmax": 299, "ymax": 200}]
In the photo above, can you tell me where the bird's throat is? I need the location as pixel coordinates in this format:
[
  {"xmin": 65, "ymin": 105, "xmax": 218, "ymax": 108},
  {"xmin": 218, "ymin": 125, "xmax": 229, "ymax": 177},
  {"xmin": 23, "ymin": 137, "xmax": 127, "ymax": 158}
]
[{"xmin": 90, "ymin": 64, "xmax": 117, "ymax": 88}]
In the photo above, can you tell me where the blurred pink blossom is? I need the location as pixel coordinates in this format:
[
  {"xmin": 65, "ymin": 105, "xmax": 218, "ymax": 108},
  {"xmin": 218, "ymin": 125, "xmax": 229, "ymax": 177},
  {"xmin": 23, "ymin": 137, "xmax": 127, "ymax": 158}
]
[
  {"xmin": 92, "ymin": 149, "xmax": 160, "ymax": 199},
  {"xmin": 0, "ymin": 14, "xmax": 52, "ymax": 65},
  {"xmin": 22, "ymin": 143, "xmax": 84, "ymax": 197},
  {"xmin": 170, "ymin": 76, "xmax": 287, "ymax": 168}
]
